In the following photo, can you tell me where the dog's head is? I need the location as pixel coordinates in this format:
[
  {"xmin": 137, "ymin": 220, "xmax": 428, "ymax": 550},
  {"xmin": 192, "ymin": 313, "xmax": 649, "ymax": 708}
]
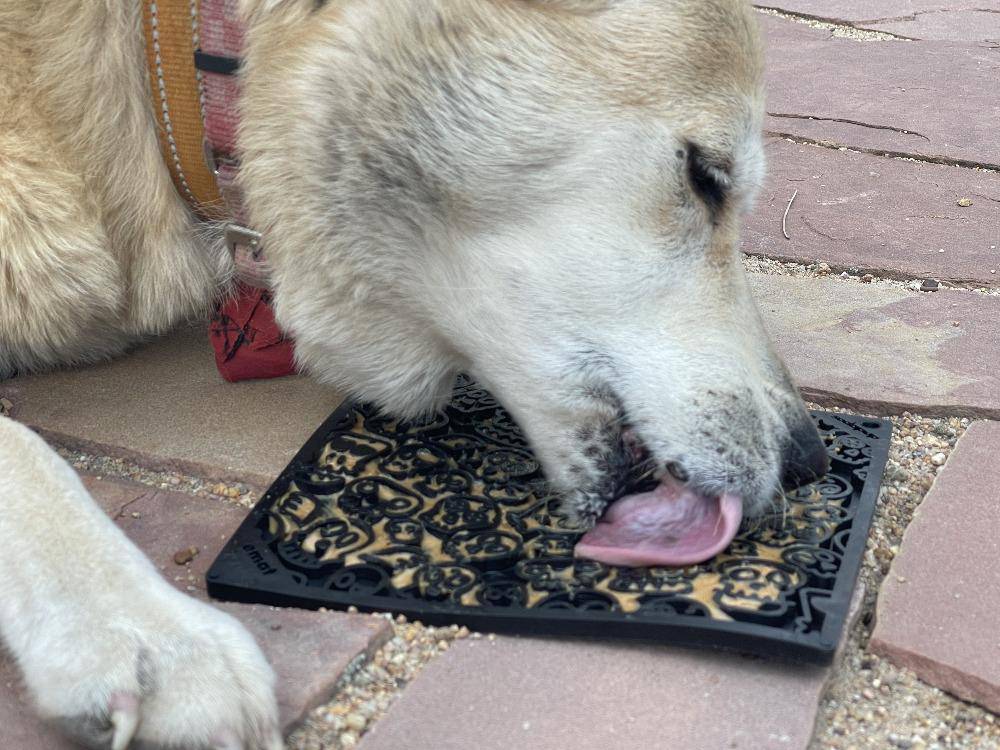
[{"xmin": 238, "ymin": 0, "xmax": 828, "ymax": 564}]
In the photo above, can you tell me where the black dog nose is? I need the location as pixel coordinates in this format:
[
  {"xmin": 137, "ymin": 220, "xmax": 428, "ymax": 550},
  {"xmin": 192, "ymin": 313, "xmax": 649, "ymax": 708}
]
[{"xmin": 780, "ymin": 419, "xmax": 830, "ymax": 491}]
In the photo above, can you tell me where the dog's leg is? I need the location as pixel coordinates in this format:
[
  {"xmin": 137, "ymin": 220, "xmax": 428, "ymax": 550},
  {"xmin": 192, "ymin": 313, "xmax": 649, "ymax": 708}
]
[{"xmin": 0, "ymin": 417, "xmax": 283, "ymax": 750}]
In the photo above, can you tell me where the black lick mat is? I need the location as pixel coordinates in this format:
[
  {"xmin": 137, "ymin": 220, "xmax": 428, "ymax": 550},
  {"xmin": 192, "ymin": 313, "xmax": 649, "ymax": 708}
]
[{"xmin": 207, "ymin": 376, "xmax": 891, "ymax": 664}]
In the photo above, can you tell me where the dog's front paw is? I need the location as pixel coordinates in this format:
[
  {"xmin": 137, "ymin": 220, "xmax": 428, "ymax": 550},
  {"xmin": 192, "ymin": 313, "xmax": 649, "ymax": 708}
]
[{"xmin": 23, "ymin": 592, "xmax": 283, "ymax": 750}]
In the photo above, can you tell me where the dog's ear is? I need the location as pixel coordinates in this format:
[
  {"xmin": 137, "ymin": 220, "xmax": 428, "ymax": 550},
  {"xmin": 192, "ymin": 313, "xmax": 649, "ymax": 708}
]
[{"xmin": 520, "ymin": 0, "xmax": 616, "ymax": 12}]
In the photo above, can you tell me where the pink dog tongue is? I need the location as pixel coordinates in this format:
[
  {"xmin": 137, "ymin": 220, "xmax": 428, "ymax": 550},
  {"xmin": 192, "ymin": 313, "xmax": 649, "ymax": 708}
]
[{"xmin": 574, "ymin": 478, "xmax": 743, "ymax": 567}]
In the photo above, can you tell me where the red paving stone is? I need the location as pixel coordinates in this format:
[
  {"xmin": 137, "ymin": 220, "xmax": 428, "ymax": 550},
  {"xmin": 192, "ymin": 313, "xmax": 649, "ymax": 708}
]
[
  {"xmin": 869, "ymin": 9, "xmax": 1000, "ymax": 42},
  {"xmin": 82, "ymin": 476, "xmax": 238, "ymax": 595},
  {"xmin": 218, "ymin": 603, "xmax": 391, "ymax": 731},
  {"xmin": 761, "ymin": 1, "xmax": 1000, "ymax": 42},
  {"xmin": 761, "ymin": 15, "xmax": 1000, "ymax": 168},
  {"xmin": 759, "ymin": 1, "xmax": 971, "ymax": 24},
  {"xmin": 870, "ymin": 420, "xmax": 1000, "ymax": 713},
  {"xmin": 360, "ymin": 588, "xmax": 863, "ymax": 750},
  {"xmin": 362, "ymin": 636, "xmax": 834, "ymax": 750},
  {"xmin": 0, "ymin": 323, "xmax": 343, "ymax": 491},
  {"xmin": 746, "ymin": 137, "xmax": 1000, "ymax": 287},
  {"xmin": 751, "ymin": 274, "xmax": 1000, "ymax": 419},
  {"xmin": 0, "ymin": 476, "xmax": 391, "ymax": 747}
]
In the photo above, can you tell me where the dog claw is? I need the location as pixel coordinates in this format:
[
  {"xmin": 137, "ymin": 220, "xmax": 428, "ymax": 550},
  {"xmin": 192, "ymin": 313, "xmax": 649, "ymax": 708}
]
[{"xmin": 109, "ymin": 693, "xmax": 140, "ymax": 750}]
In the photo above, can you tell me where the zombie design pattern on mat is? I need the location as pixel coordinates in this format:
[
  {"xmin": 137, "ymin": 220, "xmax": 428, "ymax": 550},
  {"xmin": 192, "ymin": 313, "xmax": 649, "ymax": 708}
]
[{"xmin": 252, "ymin": 377, "xmax": 887, "ymax": 631}]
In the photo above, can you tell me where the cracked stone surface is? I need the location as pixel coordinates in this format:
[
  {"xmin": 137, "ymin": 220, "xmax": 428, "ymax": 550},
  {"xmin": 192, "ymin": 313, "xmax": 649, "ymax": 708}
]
[
  {"xmin": 0, "ymin": 476, "xmax": 392, "ymax": 748},
  {"xmin": 762, "ymin": 15, "xmax": 1000, "ymax": 168},
  {"xmin": 757, "ymin": 1, "xmax": 976, "ymax": 25},
  {"xmin": 760, "ymin": 3, "xmax": 1000, "ymax": 43},
  {"xmin": 745, "ymin": 137, "xmax": 1000, "ymax": 287},
  {"xmin": 869, "ymin": 420, "xmax": 1000, "ymax": 714},
  {"xmin": 869, "ymin": 9, "xmax": 1000, "ymax": 42},
  {"xmin": 0, "ymin": 323, "xmax": 344, "ymax": 491},
  {"xmin": 750, "ymin": 273, "xmax": 1000, "ymax": 419},
  {"xmin": 80, "ymin": 475, "xmax": 258, "ymax": 596}
]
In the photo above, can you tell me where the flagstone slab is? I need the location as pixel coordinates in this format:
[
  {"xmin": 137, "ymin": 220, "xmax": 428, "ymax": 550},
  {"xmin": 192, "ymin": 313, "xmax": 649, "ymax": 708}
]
[
  {"xmin": 0, "ymin": 323, "xmax": 343, "ymax": 490},
  {"xmin": 0, "ymin": 475, "xmax": 391, "ymax": 747},
  {"xmin": 761, "ymin": 15, "xmax": 1000, "ymax": 168},
  {"xmin": 869, "ymin": 420, "xmax": 1000, "ymax": 713},
  {"xmin": 758, "ymin": 1, "xmax": 970, "ymax": 25},
  {"xmin": 760, "ymin": 2, "xmax": 1000, "ymax": 43},
  {"xmin": 360, "ymin": 632, "xmax": 838, "ymax": 750},
  {"xmin": 80, "ymin": 475, "xmax": 261, "ymax": 595},
  {"xmin": 360, "ymin": 589, "xmax": 861, "ymax": 750},
  {"xmin": 869, "ymin": 9, "xmax": 1000, "ymax": 43},
  {"xmin": 219, "ymin": 602, "xmax": 391, "ymax": 731},
  {"xmin": 745, "ymin": 138, "xmax": 1000, "ymax": 287},
  {"xmin": 749, "ymin": 273, "xmax": 1000, "ymax": 419}
]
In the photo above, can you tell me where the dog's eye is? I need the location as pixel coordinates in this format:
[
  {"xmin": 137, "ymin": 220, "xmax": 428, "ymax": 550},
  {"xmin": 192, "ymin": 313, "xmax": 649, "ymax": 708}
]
[{"xmin": 685, "ymin": 143, "xmax": 731, "ymax": 216}]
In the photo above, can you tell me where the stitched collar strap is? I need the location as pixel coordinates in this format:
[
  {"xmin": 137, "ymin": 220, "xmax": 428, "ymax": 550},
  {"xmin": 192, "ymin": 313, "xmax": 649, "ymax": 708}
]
[
  {"xmin": 141, "ymin": 0, "xmax": 223, "ymax": 211},
  {"xmin": 142, "ymin": 0, "xmax": 270, "ymax": 288}
]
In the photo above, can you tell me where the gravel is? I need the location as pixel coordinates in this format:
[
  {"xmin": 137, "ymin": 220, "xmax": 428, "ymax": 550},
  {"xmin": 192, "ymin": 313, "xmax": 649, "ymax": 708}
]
[
  {"xmin": 817, "ymin": 646, "xmax": 1000, "ymax": 750},
  {"xmin": 754, "ymin": 7, "xmax": 905, "ymax": 42},
  {"xmin": 55, "ymin": 446, "xmax": 260, "ymax": 508},
  {"xmin": 807, "ymin": 408, "xmax": 1000, "ymax": 750},
  {"xmin": 743, "ymin": 253, "xmax": 1000, "ymax": 297},
  {"xmin": 286, "ymin": 615, "xmax": 476, "ymax": 750}
]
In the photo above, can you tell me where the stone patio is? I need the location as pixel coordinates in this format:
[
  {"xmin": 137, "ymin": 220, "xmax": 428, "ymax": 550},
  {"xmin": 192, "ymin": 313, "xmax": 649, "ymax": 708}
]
[
  {"xmin": 761, "ymin": 1, "xmax": 1000, "ymax": 43},
  {"xmin": 2, "ymin": 3, "xmax": 999, "ymax": 749},
  {"xmin": 0, "ymin": 323, "xmax": 343, "ymax": 490},
  {"xmin": 747, "ymin": 138, "xmax": 1000, "ymax": 287},
  {"xmin": 870, "ymin": 421, "xmax": 1000, "ymax": 714},
  {"xmin": 761, "ymin": 14, "xmax": 1000, "ymax": 168},
  {"xmin": 360, "ymin": 634, "xmax": 838, "ymax": 750}
]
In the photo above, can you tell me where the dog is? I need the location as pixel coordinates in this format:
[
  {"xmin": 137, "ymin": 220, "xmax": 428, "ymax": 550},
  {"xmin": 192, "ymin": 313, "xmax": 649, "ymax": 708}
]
[{"xmin": 0, "ymin": 0, "xmax": 827, "ymax": 747}]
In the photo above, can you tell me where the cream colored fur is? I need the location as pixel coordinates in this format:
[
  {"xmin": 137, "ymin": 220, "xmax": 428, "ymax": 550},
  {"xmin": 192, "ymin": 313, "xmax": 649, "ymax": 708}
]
[
  {"xmin": 0, "ymin": 1, "xmax": 823, "ymax": 747},
  {"xmin": 0, "ymin": 417, "xmax": 283, "ymax": 750},
  {"xmin": 0, "ymin": 1, "xmax": 227, "ymax": 377}
]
